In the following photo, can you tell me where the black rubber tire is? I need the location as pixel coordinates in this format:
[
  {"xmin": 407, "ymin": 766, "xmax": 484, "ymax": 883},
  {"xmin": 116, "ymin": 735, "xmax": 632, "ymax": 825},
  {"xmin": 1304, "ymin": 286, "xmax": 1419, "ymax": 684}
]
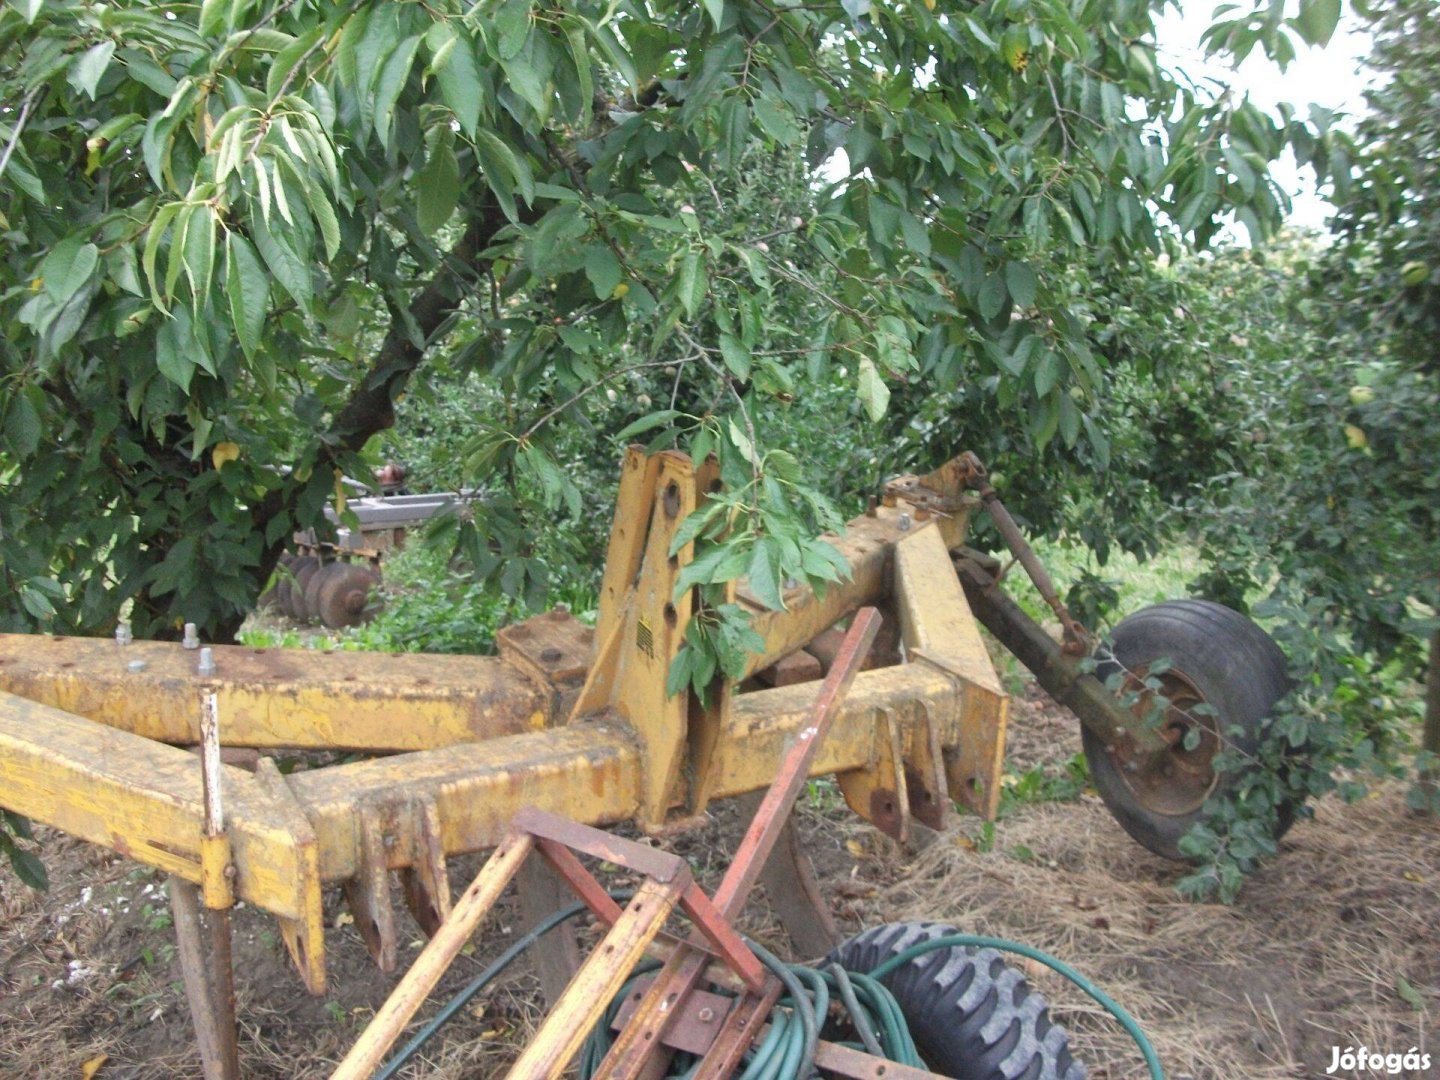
[
  {"xmin": 825, "ymin": 922, "xmax": 1085, "ymax": 1080},
  {"xmin": 1085, "ymin": 599, "xmax": 1293, "ymax": 861}
]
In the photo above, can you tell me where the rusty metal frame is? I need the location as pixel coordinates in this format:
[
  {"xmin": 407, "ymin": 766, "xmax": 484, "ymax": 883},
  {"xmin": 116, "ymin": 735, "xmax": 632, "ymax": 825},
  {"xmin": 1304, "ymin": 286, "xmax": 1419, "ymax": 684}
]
[{"xmin": 0, "ymin": 449, "xmax": 1010, "ymax": 1002}]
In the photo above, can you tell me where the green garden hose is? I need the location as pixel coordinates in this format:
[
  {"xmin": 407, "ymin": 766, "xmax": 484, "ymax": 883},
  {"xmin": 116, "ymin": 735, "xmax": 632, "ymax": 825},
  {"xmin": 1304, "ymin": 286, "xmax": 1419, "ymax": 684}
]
[
  {"xmin": 867, "ymin": 934, "xmax": 1164, "ymax": 1080},
  {"xmin": 372, "ymin": 898, "xmax": 1162, "ymax": 1080}
]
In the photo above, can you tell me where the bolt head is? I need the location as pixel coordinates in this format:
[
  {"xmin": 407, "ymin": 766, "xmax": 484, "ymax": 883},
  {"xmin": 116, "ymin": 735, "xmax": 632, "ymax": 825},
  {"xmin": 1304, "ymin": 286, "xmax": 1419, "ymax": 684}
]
[{"xmin": 697, "ymin": 1007, "xmax": 715, "ymax": 1023}]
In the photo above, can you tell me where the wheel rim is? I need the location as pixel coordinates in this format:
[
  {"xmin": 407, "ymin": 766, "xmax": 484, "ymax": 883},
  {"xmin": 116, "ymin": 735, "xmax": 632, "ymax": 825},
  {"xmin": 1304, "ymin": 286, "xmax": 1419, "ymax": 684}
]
[{"xmin": 1112, "ymin": 666, "xmax": 1220, "ymax": 816}]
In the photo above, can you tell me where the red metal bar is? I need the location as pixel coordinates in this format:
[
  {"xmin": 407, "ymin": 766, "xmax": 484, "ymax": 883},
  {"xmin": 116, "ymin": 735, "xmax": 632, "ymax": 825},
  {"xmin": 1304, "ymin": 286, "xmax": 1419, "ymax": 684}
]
[
  {"xmin": 711, "ymin": 607, "xmax": 882, "ymax": 916},
  {"xmin": 590, "ymin": 609, "xmax": 882, "ymax": 1079},
  {"xmin": 513, "ymin": 806, "xmax": 689, "ymax": 883},
  {"xmin": 678, "ymin": 883, "xmax": 766, "ymax": 992}
]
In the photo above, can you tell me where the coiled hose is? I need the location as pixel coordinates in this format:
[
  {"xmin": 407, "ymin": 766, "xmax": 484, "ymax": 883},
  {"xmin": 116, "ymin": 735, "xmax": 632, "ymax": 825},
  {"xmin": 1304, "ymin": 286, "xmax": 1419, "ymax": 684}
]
[{"xmin": 373, "ymin": 899, "xmax": 1162, "ymax": 1080}]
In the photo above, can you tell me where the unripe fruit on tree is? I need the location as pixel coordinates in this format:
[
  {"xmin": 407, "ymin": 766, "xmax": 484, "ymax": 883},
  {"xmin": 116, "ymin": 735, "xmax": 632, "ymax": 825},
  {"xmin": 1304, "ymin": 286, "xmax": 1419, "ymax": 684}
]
[
  {"xmin": 1349, "ymin": 385, "xmax": 1375, "ymax": 406},
  {"xmin": 1344, "ymin": 424, "xmax": 1368, "ymax": 450},
  {"xmin": 211, "ymin": 442, "xmax": 240, "ymax": 469},
  {"xmin": 1401, "ymin": 261, "xmax": 1429, "ymax": 287}
]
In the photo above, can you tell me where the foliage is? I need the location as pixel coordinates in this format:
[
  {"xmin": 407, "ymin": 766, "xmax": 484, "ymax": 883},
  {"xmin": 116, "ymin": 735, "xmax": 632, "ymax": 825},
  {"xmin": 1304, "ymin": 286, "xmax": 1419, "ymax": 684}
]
[
  {"xmin": 0, "ymin": 0, "xmax": 1332, "ymax": 649},
  {"xmin": 1128, "ymin": 0, "xmax": 1440, "ymax": 899}
]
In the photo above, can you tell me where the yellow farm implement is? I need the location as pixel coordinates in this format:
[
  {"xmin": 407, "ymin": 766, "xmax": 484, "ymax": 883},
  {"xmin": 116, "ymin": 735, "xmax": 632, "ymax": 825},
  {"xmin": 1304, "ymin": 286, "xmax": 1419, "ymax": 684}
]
[{"xmin": 0, "ymin": 448, "xmax": 1280, "ymax": 1078}]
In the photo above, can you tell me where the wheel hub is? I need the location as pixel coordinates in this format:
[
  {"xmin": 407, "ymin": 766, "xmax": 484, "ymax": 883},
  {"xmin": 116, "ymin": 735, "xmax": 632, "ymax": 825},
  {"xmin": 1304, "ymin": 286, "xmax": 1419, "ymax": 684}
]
[{"xmin": 1111, "ymin": 667, "xmax": 1219, "ymax": 816}]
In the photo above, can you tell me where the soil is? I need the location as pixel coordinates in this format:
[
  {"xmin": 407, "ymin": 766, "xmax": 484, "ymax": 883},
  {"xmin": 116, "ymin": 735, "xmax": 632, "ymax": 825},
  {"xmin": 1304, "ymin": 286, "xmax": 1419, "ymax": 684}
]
[{"xmin": 1, "ymin": 681, "xmax": 1435, "ymax": 1079}]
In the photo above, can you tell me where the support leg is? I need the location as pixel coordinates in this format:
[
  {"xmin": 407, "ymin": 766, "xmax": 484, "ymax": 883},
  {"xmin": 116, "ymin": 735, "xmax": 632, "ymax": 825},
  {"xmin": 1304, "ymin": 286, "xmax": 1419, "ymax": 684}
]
[
  {"xmin": 735, "ymin": 791, "xmax": 839, "ymax": 959},
  {"xmin": 169, "ymin": 876, "xmax": 240, "ymax": 1080},
  {"xmin": 514, "ymin": 855, "xmax": 585, "ymax": 1006}
]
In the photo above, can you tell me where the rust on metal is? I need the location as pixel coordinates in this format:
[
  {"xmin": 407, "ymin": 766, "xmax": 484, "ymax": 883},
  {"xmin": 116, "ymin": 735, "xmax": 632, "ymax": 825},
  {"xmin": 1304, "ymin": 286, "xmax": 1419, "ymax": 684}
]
[
  {"xmin": 0, "ymin": 633, "xmax": 550, "ymax": 751},
  {"xmin": 955, "ymin": 553, "xmax": 1167, "ymax": 755}
]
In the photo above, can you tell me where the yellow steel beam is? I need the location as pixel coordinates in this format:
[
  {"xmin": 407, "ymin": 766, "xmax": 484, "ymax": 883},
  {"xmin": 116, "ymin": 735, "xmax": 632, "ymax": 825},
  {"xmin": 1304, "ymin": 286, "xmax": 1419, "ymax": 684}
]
[
  {"xmin": 0, "ymin": 691, "xmax": 314, "ymax": 921},
  {"xmin": 283, "ymin": 721, "xmax": 644, "ymax": 883},
  {"xmin": 892, "ymin": 526, "xmax": 1009, "ymax": 819},
  {"xmin": 0, "ymin": 634, "xmax": 549, "ymax": 751}
]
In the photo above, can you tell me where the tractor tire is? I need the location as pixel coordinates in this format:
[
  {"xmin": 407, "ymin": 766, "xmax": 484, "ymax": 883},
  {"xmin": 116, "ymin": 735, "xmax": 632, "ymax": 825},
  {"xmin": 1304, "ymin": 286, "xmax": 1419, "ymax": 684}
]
[
  {"xmin": 1084, "ymin": 599, "xmax": 1294, "ymax": 861},
  {"xmin": 303, "ymin": 561, "xmax": 339, "ymax": 623},
  {"xmin": 287, "ymin": 556, "xmax": 320, "ymax": 621},
  {"xmin": 826, "ymin": 922, "xmax": 1085, "ymax": 1080},
  {"xmin": 317, "ymin": 562, "xmax": 379, "ymax": 629}
]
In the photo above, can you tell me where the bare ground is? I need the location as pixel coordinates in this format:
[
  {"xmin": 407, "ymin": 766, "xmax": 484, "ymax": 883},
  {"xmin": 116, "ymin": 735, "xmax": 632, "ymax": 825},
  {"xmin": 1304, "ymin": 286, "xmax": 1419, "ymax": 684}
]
[{"xmin": 1, "ymin": 683, "xmax": 1435, "ymax": 1079}]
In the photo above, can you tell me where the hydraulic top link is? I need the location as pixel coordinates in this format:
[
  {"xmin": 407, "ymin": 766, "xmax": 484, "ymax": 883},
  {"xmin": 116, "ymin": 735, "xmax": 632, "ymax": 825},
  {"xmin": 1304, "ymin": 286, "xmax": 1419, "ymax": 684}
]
[{"xmin": 954, "ymin": 452, "xmax": 1094, "ymax": 657}]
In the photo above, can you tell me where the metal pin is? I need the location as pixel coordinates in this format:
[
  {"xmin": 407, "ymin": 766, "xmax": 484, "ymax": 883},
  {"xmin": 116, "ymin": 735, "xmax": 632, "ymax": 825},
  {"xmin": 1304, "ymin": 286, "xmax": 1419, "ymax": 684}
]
[
  {"xmin": 198, "ymin": 647, "xmax": 216, "ymax": 676},
  {"xmin": 115, "ymin": 621, "xmax": 132, "ymax": 646},
  {"xmin": 898, "ymin": 512, "xmax": 912, "ymax": 531},
  {"xmin": 182, "ymin": 622, "xmax": 200, "ymax": 650}
]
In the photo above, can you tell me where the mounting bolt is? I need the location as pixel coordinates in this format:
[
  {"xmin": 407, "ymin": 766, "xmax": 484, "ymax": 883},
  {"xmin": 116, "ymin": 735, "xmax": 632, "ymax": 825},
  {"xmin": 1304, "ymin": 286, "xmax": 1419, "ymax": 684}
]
[
  {"xmin": 114, "ymin": 621, "xmax": 132, "ymax": 647},
  {"xmin": 197, "ymin": 647, "xmax": 216, "ymax": 677},
  {"xmin": 898, "ymin": 512, "xmax": 912, "ymax": 531},
  {"xmin": 181, "ymin": 622, "xmax": 200, "ymax": 650},
  {"xmin": 697, "ymin": 1007, "xmax": 715, "ymax": 1023},
  {"xmin": 126, "ymin": 659, "xmax": 146, "ymax": 673}
]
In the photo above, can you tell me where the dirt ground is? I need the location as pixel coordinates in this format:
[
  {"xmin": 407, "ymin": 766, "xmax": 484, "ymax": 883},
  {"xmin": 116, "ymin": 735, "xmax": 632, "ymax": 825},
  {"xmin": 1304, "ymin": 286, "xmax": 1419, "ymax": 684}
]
[{"xmin": 1, "ymin": 684, "xmax": 1435, "ymax": 1079}]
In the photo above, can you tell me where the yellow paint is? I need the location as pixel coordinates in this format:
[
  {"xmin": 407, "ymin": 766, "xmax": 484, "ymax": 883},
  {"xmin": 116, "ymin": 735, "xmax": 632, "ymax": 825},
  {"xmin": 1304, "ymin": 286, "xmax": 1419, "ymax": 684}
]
[{"xmin": 0, "ymin": 634, "xmax": 549, "ymax": 751}]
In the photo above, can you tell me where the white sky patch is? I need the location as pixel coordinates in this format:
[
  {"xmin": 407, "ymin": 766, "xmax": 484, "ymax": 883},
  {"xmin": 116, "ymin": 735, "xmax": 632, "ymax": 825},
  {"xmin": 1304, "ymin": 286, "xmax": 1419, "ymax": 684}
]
[{"xmin": 1155, "ymin": 2, "xmax": 1379, "ymax": 233}]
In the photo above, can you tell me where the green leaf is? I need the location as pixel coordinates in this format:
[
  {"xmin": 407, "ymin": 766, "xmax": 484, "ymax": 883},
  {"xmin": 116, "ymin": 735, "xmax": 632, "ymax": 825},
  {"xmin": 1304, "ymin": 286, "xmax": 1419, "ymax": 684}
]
[
  {"xmin": 1294, "ymin": 0, "xmax": 1341, "ymax": 46},
  {"xmin": 584, "ymin": 245, "xmax": 623, "ymax": 299},
  {"xmin": 142, "ymin": 202, "xmax": 184, "ymax": 310},
  {"xmin": 857, "ymin": 357, "xmax": 889, "ymax": 422},
  {"xmin": 371, "ymin": 34, "xmax": 422, "ymax": 149},
  {"xmin": 1395, "ymin": 974, "xmax": 1424, "ymax": 1012},
  {"xmin": 1034, "ymin": 350, "xmax": 1063, "ymax": 396},
  {"xmin": 978, "ymin": 274, "xmax": 1007, "ymax": 320},
  {"xmin": 199, "ymin": 0, "xmax": 230, "ymax": 37},
  {"xmin": 182, "ymin": 206, "xmax": 215, "ymax": 310},
  {"xmin": 474, "ymin": 129, "xmax": 535, "ymax": 210},
  {"xmin": 9, "ymin": 847, "xmax": 48, "ymax": 891},
  {"xmin": 416, "ymin": 136, "xmax": 460, "ymax": 235},
  {"xmin": 68, "ymin": 41, "xmax": 116, "ymax": 99},
  {"xmin": 225, "ymin": 233, "xmax": 268, "ymax": 359},
  {"xmin": 753, "ymin": 97, "xmax": 799, "ymax": 144},
  {"xmin": 1004, "ymin": 261, "xmax": 1038, "ymax": 308},
  {"xmin": 727, "ymin": 417, "xmax": 756, "ymax": 465},
  {"xmin": 615, "ymin": 409, "xmax": 681, "ymax": 441},
  {"xmin": 701, "ymin": 0, "xmax": 724, "ymax": 30},
  {"xmin": 719, "ymin": 333, "xmax": 751, "ymax": 380},
  {"xmin": 747, "ymin": 538, "xmax": 787, "ymax": 611},
  {"xmin": 4, "ymin": 389, "xmax": 40, "ymax": 456},
  {"xmin": 251, "ymin": 212, "xmax": 312, "ymax": 309},
  {"xmin": 436, "ymin": 34, "xmax": 483, "ymax": 137},
  {"xmin": 155, "ymin": 311, "xmax": 197, "ymax": 392},
  {"xmin": 266, "ymin": 28, "xmax": 323, "ymax": 102},
  {"xmin": 678, "ymin": 252, "xmax": 706, "ymax": 319},
  {"xmin": 496, "ymin": 0, "xmax": 532, "ymax": 61},
  {"xmin": 39, "ymin": 237, "xmax": 99, "ymax": 305}
]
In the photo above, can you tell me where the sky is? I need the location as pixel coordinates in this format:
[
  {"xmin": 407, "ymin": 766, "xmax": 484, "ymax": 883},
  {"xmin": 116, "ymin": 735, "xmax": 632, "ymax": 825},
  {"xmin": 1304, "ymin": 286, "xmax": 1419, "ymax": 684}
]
[{"xmin": 1154, "ymin": 1, "xmax": 1379, "ymax": 232}]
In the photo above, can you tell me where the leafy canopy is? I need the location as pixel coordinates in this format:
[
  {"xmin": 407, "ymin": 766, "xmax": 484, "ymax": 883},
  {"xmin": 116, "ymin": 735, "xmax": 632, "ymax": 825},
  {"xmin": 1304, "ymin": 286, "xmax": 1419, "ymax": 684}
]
[{"xmin": 0, "ymin": 0, "xmax": 1334, "ymax": 646}]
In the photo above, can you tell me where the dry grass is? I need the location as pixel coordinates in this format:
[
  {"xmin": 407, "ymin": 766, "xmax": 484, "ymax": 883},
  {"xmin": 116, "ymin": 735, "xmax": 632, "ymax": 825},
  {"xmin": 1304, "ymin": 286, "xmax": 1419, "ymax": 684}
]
[{"xmin": 855, "ymin": 786, "xmax": 1438, "ymax": 1079}]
